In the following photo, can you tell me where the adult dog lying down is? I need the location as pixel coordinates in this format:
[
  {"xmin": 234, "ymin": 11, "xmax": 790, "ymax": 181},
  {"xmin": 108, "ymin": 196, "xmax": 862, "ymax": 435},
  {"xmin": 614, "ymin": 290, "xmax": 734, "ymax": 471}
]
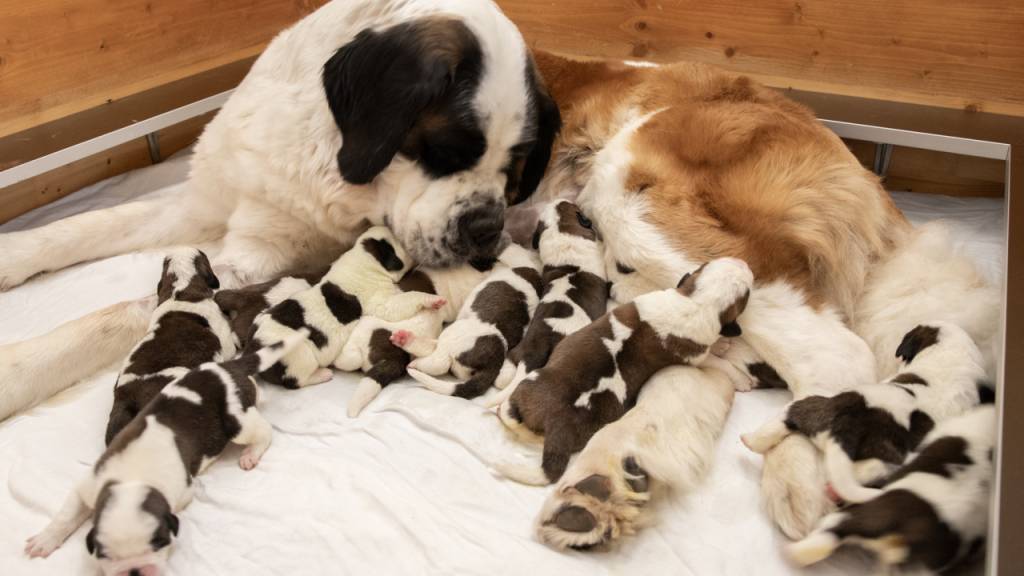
[{"xmin": 0, "ymin": 14, "xmax": 1001, "ymax": 551}]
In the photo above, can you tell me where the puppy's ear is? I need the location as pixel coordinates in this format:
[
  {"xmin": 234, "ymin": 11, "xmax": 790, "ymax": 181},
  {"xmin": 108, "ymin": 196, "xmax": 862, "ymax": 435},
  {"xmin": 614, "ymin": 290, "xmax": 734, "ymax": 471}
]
[
  {"xmin": 85, "ymin": 527, "xmax": 97, "ymax": 554},
  {"xmin": 193, "ymin": 250, "xmax": 219, "ymax": 290},
  {"xmin": 362, "ymin": 238, "xmax": 406, "ymax": 272},
  {"xmin": 718, "ymin": 290, "xmax": 750, "ymax": 337},
  {"xmin": 531, "ymin": 220, "xmax": 547, "ymax": 250},
  {"xmin": 676, "ymin": 273, "xmax": 692, "ymax": 289},
  {"xmin": 895, "ymin": 325, "xmax": 940, "ymax": 363},
  {"xmin": 513, "ymin": 57, "xmax": 562, "ymax": 205},
  {"xmin": 156, "ymin": 257, "xmax": 174, "ymax": 305},
  {"xmin": 165, "ymin": 512, "xmax": 179, "ymax": 537},
  {"xmin": 323, "ymin": 19, "xmax": 472, "ymax": 184}
]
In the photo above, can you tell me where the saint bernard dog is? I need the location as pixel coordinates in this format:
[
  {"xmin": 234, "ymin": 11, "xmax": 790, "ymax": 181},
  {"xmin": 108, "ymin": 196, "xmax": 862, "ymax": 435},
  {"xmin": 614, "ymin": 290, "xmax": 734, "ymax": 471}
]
[{"xmin": 0, "ymin": 0, "xmax": 560, "ymax": 418}]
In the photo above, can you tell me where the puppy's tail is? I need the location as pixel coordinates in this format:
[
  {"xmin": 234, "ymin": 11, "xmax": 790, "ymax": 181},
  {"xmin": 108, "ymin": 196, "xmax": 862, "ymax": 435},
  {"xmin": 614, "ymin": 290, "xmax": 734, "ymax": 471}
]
[
  {"xmin": 233, "ymin": 329, "xmax": 310, "ymax": 374},
  {"xmin": 786, "ymin": 530, "xmax": 842, "ymax": 566},
  {"xmin": 347, "ymin": 377, "xmax": 383, "ymax": 418},
  {"xmin": 823, "ymin": 440, "xmax": 883, "ymax": 504},
  {"xmin": 762, "ymin": 434, "xmax": 833, "ymax": 540},
  {"xmin": 406, "ymin": 344, "xmax": 452, "ymax": 376},
  {"xmin": 491, "ymin": 460, "xmax": 551, "ymax": 486},
  {"xmin": 493, "ymin": 359, "xmax": 517, "ymax": 390},
  {"xmin": 741, "ymin": 417, "xmax": 791, "ymax": 454},
  {"xmin": 406, "ymin": 368, "xmax": 462, "ymax": 396}
]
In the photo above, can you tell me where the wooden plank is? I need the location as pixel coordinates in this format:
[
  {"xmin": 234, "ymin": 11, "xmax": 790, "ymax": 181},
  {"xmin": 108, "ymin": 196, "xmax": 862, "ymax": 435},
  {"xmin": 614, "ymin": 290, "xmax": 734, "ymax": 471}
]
[
  {"xmin": 498, "ymin": 0, "xmax": 1024, "ymax": 116},
  {"xmin": 0, "ymin": 0, "xmax": 327, "ymax": 138},
  {"xmin": 885, "ymin": 146, "xmax": 1005, "ymax": 197},
  {"xmin": 0, "ymin": 111, "xmax": 214, "ymax": 224}
]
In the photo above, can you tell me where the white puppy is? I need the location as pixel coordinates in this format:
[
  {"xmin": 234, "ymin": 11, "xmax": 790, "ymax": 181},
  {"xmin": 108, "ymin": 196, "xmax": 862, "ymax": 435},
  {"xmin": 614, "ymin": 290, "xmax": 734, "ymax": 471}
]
[
  {"xmin": 406, "ymin": 243, "xmax": 542, "ymax": 399},
  {"xmin": 24, "ymin": 331, "xmax": 307, "ymax": 576},
  {"xmin": 247, "ymin": 226, "xmax": 444, "ymax": 389}
]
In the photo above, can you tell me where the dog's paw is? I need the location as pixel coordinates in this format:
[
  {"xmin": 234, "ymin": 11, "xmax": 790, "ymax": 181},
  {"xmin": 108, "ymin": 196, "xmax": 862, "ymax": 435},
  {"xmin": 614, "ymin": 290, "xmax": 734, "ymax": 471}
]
[
  {"xmin": 390, "ymin": 330, "xmax": 412, "ymax": 348},
  {"xmin": 536, "ymin": 456, "xmax": 651, "ymax": 550},
  {"xmin": 0, "ymin": 239, "xmax": 38, "ymax": 291},
  {"xmin": 25, "ymin": 531, "xmax": 63, "ymax": 558},
  {"xmin": 428, "ymin": 298, "xmax": 447, "ymax": 311},
  {"xmin": 239, "ymin": 448, "xmax": 262, "ymax": 471}
]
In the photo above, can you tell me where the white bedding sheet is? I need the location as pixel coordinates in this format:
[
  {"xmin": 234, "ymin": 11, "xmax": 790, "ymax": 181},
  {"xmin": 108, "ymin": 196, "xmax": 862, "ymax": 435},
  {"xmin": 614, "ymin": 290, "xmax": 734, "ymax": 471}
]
[{"xmin": 0, "ymin": 153, "xmax": 1005, "ymax": 575}]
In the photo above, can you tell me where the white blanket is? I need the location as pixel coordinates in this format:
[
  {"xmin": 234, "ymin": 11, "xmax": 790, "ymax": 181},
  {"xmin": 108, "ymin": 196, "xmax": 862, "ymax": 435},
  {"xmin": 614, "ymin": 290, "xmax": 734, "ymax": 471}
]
[{"xmin": 0, "ymin": 152, "xmax": 1004, "ymax": 575}]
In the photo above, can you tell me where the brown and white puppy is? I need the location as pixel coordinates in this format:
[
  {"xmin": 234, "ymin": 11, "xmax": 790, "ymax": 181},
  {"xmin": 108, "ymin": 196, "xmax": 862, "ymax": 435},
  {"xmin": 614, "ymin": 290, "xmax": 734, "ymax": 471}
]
[
  {"xmin": 405, "ymin": 243, "xmax": 542, "ymax": 399},
  {"xmin": 213, "ymin": 266, "xmax": 328, "ymax": 347},
  {"xmin": 24, "ymin": 331, "xmax": 308, "ymax": 576},
  {"xmin": 507, "ymin": 200, "xmax": 608, "ymax": 382},
  {"xmin": 742, "ymin": 321, "xmax": 988, "ymax": 503},
  {"xmin": 105, "ymin": 248, "xmax": 233, "ymax": 444},
  {"xmin": 333, "ymin": 260, "xmax": 494, "ymax": 417},
  {"xmin": 496, "ymin": 257, "xmax": 753, "ymax": 483},
  {"xmin": 246, "ymin": 226, "xmax": 444, "ymax": 389},
  {"xmin": 788, "ymin": 404, "xmax": 996, "ymax": 573}
]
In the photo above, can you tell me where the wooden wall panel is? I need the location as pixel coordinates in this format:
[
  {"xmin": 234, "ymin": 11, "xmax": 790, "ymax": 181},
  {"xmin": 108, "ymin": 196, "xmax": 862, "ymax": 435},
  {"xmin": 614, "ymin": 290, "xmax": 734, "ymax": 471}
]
[
  {"xmin": 498, "ymin": 0, "xmax": 1024, "ymax": 116},
  {"xmin": 0, "ymin": 0, "xmax": 327, "ymax": 138}
]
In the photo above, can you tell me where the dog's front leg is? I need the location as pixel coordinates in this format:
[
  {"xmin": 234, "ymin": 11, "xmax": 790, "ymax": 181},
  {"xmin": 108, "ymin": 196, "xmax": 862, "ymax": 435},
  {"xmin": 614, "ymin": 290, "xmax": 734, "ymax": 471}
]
[{"xmin": 535, "ymin": 364, "xmax": 734, "ymax": 549}]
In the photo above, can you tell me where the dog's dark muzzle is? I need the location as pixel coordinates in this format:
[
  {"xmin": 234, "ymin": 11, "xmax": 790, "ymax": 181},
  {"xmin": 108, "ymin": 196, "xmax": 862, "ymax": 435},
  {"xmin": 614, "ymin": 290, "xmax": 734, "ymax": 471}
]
[{"xmin": 455, "ymin": 202, "xmax": 504, "ymax": 258}]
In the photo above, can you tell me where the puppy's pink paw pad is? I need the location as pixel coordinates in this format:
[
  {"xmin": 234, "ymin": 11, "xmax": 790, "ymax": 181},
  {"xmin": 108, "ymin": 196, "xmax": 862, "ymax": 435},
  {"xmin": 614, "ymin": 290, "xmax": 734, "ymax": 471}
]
[
  {"xmin": 239, "ymin": 451, "xmax": 261, "ymax": 471},
  {"xmin": 391, "ymin": 330, "xmax": 412, "ymax": 347},
  {"xmin": 429, "ymin": 298, "xmax": 447, "ymax": 310},
  {"xmin": 25, "ymin": 534, "xmax": 59, "ymax": 558}
]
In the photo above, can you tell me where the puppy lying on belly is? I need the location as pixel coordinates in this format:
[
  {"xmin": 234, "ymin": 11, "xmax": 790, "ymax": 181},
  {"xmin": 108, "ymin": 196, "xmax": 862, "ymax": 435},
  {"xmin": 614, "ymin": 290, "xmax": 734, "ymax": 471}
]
[
  {"xmin": 508, "ymin": 200, "xmax": 608, "ymax": 382},
  {"xmin": 788, "ymin": 404, "xmax": 996, "ymax": 573},
  {"xmin": 24, "ymin": 331, "xmax": 308, "ymax": 575},
  {"xmin": 742, "ymin": 321, "xmax": 987, "ymax": 503},
  {"xmin": 106, "ymin": 248, "xmax": 234, "ymax": 444},
  {"xmin": 214, "ymin": 266, "xmax": 328, "ymax": 347},
  {"xmin": 333, "ymin": 261, "xmax": 494, "ymax": 417},
  {"xmin": 246, "ymin": 226, "xmax": 444, "ymax": 389},
  {"xmin": 405, "ymin": 242, "xmax": 542, "ymax": 399},
  {"xmin": 496, "ymin": 257, "xmax": 754, "ymax": 483}
]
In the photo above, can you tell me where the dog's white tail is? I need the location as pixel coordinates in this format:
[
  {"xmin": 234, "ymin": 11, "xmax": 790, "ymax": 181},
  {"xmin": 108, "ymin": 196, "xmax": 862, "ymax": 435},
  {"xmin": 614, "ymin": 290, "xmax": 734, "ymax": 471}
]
[
  {"xmin": 406, "ymin": 368, "xmax": 458, "ymax": 395},
  {"xmin": 823, "ymin": 440, "xmax": 884, "ymax": 504},
  {"xmin": 0, "ymin": 297, "xmax": 156, "ymax": 421},
  {"xmin": 347, "ymin": 377, "xmax": 383, "ymax": 418}
]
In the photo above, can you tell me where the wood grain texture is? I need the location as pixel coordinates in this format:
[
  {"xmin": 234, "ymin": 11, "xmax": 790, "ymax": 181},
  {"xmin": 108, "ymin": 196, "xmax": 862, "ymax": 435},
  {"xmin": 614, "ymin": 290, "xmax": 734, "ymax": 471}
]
[
  {"xmin": 0, "ymin": 0, "xmax": 327, "ymax": 138},
  {"xmin": 498, "ymin": 0, "xmax": 1024, "ymax": 116}
]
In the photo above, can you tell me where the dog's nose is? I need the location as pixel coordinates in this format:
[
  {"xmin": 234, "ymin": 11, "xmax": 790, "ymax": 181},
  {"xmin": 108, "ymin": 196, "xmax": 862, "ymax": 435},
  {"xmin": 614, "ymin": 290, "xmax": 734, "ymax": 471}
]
[
  {"xmin": 129, "ymin": 570, "xmax": 141, "ymax": 576},
  {"xmin": 457, "ymin": 203, "xmax": 504, "ymax": 255}
]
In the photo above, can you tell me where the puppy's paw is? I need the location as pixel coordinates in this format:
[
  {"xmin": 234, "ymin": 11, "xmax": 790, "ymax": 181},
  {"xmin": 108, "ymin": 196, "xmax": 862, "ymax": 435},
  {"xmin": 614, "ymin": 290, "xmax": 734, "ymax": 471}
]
[
  {"xmin": 239, "ymin": 448, "xmax": 262, "ymax": 471},
  {"xmin": 428, "ymin": 298, "xmax": 447, "ymax": 311},
  {"xmin": 536, "ymin": 456, "xmax": 651, "ymax": 550},
  {"xmin": 390, "ymin": 330, "xmax": 413, "ymax": 348},
  {"xmin": 25, "ymin": 531, "xmax": 63, "ymax": 558}
]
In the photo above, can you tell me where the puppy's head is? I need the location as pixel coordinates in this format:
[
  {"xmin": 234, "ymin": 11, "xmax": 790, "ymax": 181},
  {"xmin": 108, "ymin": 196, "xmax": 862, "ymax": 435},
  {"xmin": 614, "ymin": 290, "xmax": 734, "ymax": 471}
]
[
  {"xmin": 356, "ymin": 226, "xmax": 416, "ymax": 280},
  {"xmin": 156, "ymin": 248, "xmax": 219, "ymax": 305},
  {"xmin": 532, "ymin": 200, "xmax": 599, "ymax": 249},
  {"xmin": 86, "ymin": 481, "xmax": 178, "ymax": 576},
  {"xmin": 323, "ymin": 11, "xmax": 561, "ymax": 267},
  {"xmin": 895, "ymin": 321, "xmax": 981, "ymax": 368},
  {"xmin": 677, "ymin": 257, "xmax": 753, "ymax": 337}
]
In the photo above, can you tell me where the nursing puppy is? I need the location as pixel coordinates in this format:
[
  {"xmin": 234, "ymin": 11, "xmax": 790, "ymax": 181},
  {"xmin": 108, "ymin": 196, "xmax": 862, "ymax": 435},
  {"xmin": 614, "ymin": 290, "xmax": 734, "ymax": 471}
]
[
  {"xmin": 788, "ymin": 404, "xmax": 996, "ymax": 573},
  {"xmin": 246, "ymin": 226, "xmax": 444, "ymax": 389},
  {"xmin": 214, "ymin": 267, "xmax": 328, "ymax": 347},
  {"xmin": 333, "ymin": 261, "xmax": 494, "ymax": 417},
  {"xmin": 508, "ymin": 200, "xmax": 608, "ymax": 381},
  {"xmin": 742, "ymin": 321, "xmax": 986, "ymax": 503},
  {"xmin": 405, "ymin": 243, "xmax": 542, "ymax": 399},
  {"xmin": 24, "ymin": 331, "xmax": 308, "ymax": 576},
  {"xmin": 105, "ymin": 248, "xmax": 234, "ymax": 444},
  {"xmin": 497, "ymin": 257, "xmax": 754, "ymax": 483}
]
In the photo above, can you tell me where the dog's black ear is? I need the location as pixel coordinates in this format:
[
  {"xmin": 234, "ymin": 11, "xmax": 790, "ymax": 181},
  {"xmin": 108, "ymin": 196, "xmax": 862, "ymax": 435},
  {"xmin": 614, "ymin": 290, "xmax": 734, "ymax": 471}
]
[
  {"xmin": 323, "ymin": 19, "xmax": 472, "ymax": 185},
  {"xmin": 676, "ymin": 273, "xmax": 692, "ymax": 289},
  {"xmin": 513, "ymin": 58, "xmax": 562, "ymax": 205},
  {"xmin": 166, "ymin": 512, "xmax": 179, "ymax": 537},
  {"xmin": 362, "ymin": 238, "xmax": 405, "ymax": 272},
  {"xmin": 85, "ymin": 527, "xmax": 97, "ymax": 554},
  {"xmin": 156, "ymin": 257, "xmax": 174, "ymax": 305},
  {"xmin": 720, "ymin": 321, "xmax": 742, "ymax": 337},
  {"xmin": 531, "ymin": 219, "xmax": 547, "ymax": 250},
  {"xmin": 895, "ymin": 325, "xmax": 940, "ymax": 363},
  {"xmin": 193, "ymin": 250, "xmax": 219, "ymax": 290}
]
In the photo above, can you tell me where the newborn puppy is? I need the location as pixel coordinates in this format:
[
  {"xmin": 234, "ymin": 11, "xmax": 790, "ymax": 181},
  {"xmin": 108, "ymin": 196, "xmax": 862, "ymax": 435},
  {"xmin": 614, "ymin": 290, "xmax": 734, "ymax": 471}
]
[
  {"xmin": 405, "ymin": 243, "xmax": 542, "ymax": 399},
  {"xmin": 333, "ymin": 260, "xmax": 494, "ymax": 417},
  {"xmin": 105, "ymin": 248, "xmax": 234, "ymax": 444},
  {"xmin": 742, "ymin": 321, "xmax": 986, "ymax": 503},
  {"xmin": 497, "ymin": 257, "xmax": 754, "ymax": 483},
  {"xmin": 24, "ymin": 331, "xmax": 308, "ymax": 575},
  {"xmin": 247, "ymin": 226, "xmax": 444, "ymax": 389},
  {"xmin": 508, "ymin": 200, "xmax": 608, "ymax": 381},
  {"xmin": 787, "ymin": 404, "xmax": 996, "ymax": 573},
  {"xmin": 214, "ymin": 266, "xmax": 327, "ymax": 346}
]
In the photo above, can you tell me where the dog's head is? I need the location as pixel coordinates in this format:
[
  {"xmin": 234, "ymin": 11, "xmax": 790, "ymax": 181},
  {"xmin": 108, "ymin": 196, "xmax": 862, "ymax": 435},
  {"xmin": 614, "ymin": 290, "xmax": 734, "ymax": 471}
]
[
  {"xmin": 86, "ymin": 481, "xmax": 178, "ymax": 576},
  {"xmin": 323, "ymin": 9, "xmax": 561, "ymax": 267},
  {"xmin": 356, "ymin": 226, "xmax": 416, "ymax": 280},
  {"xmin": 677, "ymin": 257, "xmax": 753, "ymax": 337},
  {"xmin": 156, "ymin": 248, "xmax": 219, "ymax": 305}
]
